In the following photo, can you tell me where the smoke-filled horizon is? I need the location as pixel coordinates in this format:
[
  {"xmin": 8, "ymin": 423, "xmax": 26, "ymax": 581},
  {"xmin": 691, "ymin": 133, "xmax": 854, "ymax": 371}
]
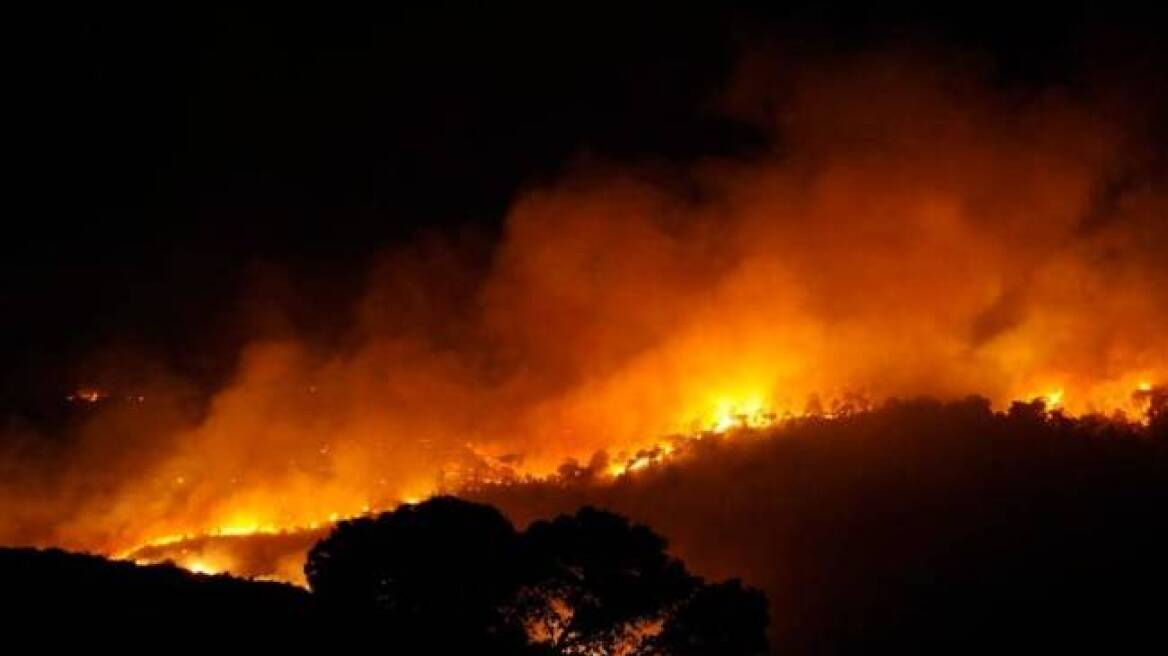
[{"xmin": 2, "ymin": 46, "xmax": 1166, "ymax": 557}]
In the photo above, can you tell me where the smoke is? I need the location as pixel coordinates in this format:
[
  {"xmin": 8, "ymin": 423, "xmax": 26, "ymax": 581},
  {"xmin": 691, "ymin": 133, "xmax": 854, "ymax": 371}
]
[{"xmin": 2, "ymin": 45, "xmax": 1166, "ymax": 554}]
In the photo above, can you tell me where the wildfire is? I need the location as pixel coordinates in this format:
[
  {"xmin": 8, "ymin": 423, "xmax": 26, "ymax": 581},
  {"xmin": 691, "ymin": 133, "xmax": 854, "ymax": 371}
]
[
  {"xmin": 122, "ymin": 392, "xmax": 786, "ymax": 576},
  {"xmin": 3, "ymin": 54, "xmax": 1167, "ymax": 593},
  {"xmin": 182, "ymin": 558, "xmax": 219, "ymax": 575},
  {"xmin": 708, "ymin": 397, "xmax": 777, "ymax": 434},
  {"xmin": 111, "ymin": 377, "xmax": 1166, "ymax": 587},
  {"xmin": 122, "ymin": 518, "xmax": 342, "ymax": 584},
  {"xmin": 66, "ymin": 388, "xmax": 106, "ymax": 403},
  {"xmin": 1041, "ymin": 389, "xmax": 1065, "ymax": 410}
]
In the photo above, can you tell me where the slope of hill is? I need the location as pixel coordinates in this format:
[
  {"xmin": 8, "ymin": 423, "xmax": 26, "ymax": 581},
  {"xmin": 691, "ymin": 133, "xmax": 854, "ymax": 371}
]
[{"xmin": 0, "ymin": 547, "xmax": 312, "ymax": 627}]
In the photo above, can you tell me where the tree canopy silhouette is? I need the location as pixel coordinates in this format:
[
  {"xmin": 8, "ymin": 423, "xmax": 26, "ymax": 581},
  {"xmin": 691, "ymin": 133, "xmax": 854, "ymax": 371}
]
[
  {"xmin": 305, "ymin": 497, "xmax": 769, "ymax": 654},
  {"xmin": 649, "ymin": 580, "xmax": 770, "ymax": 656},
  {"xmin": 305, "ymin": 496, "xmax": 529, "ymax": 652},
  {"xmin": 518, "ymin": 507, "xmax": 698, "ymax": 653}
]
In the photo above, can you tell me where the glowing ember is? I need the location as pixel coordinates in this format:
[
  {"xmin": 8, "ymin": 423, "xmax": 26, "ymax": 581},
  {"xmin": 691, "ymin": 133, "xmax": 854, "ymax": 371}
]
[{"xmin": 66, "ymin": 388, "xmax": 106, "ymax": 403}]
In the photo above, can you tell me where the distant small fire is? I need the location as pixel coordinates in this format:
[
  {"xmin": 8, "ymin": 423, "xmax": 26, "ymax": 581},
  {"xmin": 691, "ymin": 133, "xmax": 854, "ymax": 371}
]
[
  {"xmin": 66, "ymin": 388, "xmax": 107, "ymax": 404},
  {"xmin": 65, "ymin": 388, "xmax": 146, "ymax": 405}
]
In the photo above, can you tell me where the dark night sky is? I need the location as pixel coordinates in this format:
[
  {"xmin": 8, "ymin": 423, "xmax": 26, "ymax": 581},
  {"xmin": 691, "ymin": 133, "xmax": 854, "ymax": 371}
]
[{"xmin": 5, "ymin": 4, "xmax": 1166, "ymax": 422}]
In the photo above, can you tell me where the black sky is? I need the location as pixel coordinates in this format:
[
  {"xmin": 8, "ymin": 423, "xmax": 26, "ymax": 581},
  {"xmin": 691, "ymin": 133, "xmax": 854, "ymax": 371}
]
[{"xmin": 5, "ymin": 3, "xmax": 1166, "ymax": 423}]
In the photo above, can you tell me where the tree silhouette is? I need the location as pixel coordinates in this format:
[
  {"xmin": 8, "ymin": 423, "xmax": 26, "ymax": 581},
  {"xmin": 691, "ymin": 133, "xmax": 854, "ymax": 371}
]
[
  {"xmin": 1146, "ymin": 386, "xmax": 1168, "ymax": 440},
  {"xmin": 305, "ymin": 496, "xmax": 530, "ymax": 653},
  {"xmin": 306, "ymin": 498, "xmax": 769, "ymax": 654},
  {"xmin": 648, "ymin": 580, "xmax": 770, "ymax": 656},
  {"xmin": 518, "ymin": 507, "xmax": 702, "ymax": 653}
]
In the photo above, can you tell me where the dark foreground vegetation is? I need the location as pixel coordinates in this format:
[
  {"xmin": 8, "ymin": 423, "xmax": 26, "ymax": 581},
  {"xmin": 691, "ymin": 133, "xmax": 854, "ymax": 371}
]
[
  {"xmin": 3, "ymin": 396, "xmax": 1166, "ymax": 653},
  {"xmin": 308, "ymin": 498, "xmax": 767, "ymax": 654},
  {"xmin": 0, "ymin": 546, "xmax": 313, "ymax": 635},
  {"xmin": 1, "ymin": 500, "xmax": 768, "ymax": 655}
]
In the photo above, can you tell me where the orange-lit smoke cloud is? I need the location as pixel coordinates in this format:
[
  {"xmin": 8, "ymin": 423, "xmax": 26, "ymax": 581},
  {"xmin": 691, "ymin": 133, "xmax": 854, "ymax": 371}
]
[{"xmin": 2, "ymin": 48, "xmax": 1166, "ymax": 556}]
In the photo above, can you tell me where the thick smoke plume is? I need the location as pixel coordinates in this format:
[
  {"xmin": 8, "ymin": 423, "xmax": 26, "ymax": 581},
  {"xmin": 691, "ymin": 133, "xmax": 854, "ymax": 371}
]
[{"xmin": 1, "ymin": 47, "xmax": 1165, "ymax": 558}]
